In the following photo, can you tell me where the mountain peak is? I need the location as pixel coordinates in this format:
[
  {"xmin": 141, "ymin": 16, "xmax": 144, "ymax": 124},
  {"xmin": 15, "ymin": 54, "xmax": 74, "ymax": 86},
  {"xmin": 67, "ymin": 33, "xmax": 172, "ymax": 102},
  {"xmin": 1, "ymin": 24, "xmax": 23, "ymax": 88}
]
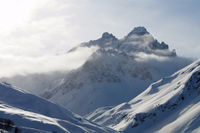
[
  {"xmin": 127, "ymin": 26, "xmax": 149, "ymax": 36},
  {"xmin": 101, "ymin": 32, "xmax": 117, "ymax": 40},
  {"xmin": 74, "ymin": 26, "xmax": 176, "ymax": 57}
]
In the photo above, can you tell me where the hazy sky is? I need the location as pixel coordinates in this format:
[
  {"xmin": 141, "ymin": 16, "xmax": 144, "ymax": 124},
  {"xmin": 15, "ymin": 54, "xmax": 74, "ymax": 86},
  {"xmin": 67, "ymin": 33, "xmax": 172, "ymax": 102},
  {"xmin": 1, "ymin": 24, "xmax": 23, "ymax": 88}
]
[{"xmin": 0, "ymin": 0, "xmax": 199, "ymax": 58}]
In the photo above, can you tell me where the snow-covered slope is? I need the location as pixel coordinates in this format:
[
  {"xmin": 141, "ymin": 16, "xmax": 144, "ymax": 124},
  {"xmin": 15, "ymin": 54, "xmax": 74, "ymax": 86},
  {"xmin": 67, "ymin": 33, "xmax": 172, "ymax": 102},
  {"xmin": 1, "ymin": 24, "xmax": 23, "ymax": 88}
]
[
  {"xmin": 0, "ymin": 82, "xmax": 117, "ymax": 133},
  {"xmin": 86, "ymin": 59, "xmax": 200, "ymax": 133},
  {"xmin": 39, "ymin": 27, "xmax": 190, "ymax": 115}
]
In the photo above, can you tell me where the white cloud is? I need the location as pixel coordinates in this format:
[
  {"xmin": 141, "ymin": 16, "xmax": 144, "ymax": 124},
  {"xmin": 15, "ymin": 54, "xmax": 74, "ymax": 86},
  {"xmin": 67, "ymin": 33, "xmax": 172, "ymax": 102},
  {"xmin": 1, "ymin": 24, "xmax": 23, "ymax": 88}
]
[
  {"xmin": 0, "ymin": 0, "xmax": 82, "ymax": 57},
  {"xmin": 0, "ymin": 46, "xmax": 97, "ymax": 78}
]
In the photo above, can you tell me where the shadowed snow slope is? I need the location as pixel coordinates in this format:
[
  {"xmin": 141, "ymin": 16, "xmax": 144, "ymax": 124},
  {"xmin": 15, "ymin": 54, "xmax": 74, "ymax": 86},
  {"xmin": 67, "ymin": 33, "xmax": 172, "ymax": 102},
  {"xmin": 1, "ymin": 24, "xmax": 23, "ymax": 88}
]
[
  {"xmin": 2, "ymin": 27, "xmax": 191, "ymax": 115},
  {"xmin": 0, "ymin": 82, "xmax": 117, "ymax": 133},
  {"xmin": 86, "ymin": 59, "xmax": 200, "ymax": 133}
]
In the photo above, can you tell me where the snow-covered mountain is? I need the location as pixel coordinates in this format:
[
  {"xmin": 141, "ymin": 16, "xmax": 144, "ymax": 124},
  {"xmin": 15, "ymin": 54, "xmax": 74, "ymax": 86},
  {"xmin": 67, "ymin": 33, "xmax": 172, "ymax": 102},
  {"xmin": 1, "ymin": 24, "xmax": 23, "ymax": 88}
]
[
  {"xmin": 72, "ymin": 26, "xmax": 176, "ymax": 56},
  {"xmin": 2, "ymin": 27, "xmax": 191, "ymax": 116},
  {"xmin": 39, "ymin": 27, "xmax": 190, "ymax": 115},
  {"xmin": 0, "ymin": 82, "xmax": 117, "ymax": 133},
  {"xmin": 86, "ymin": 59, "xmax": 200, "ymax": 133}
]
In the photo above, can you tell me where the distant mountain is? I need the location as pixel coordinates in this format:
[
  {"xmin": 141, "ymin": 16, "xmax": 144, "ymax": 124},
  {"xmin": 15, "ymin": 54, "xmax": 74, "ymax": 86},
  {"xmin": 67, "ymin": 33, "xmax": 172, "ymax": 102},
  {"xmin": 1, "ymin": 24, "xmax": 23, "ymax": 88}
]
[
  {"xmin": 0, "ymin": 82, "xmax": 117, "ymax": 133},
  {"xmin": 86, "ymin": 59, "xmax": 200, "ymax": 133},
  {"xmin": 37, "ymin": 27, "xmax": 191, "ymax": 115},
  {"xmin": 72, "ymin": 26, "xmax": 176, "ymax": 56}
]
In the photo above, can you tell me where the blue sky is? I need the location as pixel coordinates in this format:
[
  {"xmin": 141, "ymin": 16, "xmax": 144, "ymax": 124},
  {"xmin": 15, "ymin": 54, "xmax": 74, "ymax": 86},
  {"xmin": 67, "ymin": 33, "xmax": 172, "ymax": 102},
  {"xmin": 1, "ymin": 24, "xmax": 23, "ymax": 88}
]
[{"xmin": 0, "ymin": 0, "xmax": 199, "ymax": 58}]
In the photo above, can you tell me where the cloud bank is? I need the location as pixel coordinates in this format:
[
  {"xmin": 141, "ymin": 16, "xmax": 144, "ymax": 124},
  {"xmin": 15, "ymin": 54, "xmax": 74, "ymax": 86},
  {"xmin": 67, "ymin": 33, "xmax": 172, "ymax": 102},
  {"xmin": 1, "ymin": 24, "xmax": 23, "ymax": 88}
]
[{"xmin": 0, "ymin": 46, "xmax": 97, "ymax": 78}]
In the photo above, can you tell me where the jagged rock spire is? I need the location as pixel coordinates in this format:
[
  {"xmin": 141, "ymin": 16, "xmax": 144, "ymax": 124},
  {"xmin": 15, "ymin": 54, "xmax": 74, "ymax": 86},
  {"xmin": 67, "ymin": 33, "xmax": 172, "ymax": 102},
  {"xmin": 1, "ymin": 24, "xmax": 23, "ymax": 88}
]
[
  {"xmin": 101, "ymin": 32, "xmax": 117, "ymax": 40},
  {"xmin": 127, "ymin": 26, "xmax": 149, "ymax": 36}
]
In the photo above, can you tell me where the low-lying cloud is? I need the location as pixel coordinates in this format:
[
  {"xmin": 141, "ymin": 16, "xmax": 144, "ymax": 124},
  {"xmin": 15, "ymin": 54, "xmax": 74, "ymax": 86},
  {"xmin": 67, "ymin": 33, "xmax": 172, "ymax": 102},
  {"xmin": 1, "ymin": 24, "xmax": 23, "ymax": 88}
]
[
  {"xmin": 0, "ymin": 46, "xmax": 97, "ymax": 78},
  {"xmin": 133, "ymin": 52, "xmax": 193, "ymax": 77}
]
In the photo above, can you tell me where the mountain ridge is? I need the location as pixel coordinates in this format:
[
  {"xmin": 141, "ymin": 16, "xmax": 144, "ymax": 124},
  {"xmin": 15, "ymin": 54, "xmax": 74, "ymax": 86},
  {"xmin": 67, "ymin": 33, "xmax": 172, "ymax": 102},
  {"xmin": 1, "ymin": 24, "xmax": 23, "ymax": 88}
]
[
  {"xmin": 86, "ymin": 59, "xmax": 200, "ymax": 133},
  {"xmin": 78, "ymin": 26, "xmax": 176, "ymax": 56}
]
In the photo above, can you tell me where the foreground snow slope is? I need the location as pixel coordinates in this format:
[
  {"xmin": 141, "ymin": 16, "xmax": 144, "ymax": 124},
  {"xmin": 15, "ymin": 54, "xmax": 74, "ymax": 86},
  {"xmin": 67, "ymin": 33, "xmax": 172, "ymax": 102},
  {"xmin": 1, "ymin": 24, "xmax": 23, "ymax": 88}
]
[
  {"xmin": 0, "ymin": 83, "xmax": 117, "ymax": 133},
  {"xmin": 87, "ymin": 59, "xmax": 200, "ymax": 133}
]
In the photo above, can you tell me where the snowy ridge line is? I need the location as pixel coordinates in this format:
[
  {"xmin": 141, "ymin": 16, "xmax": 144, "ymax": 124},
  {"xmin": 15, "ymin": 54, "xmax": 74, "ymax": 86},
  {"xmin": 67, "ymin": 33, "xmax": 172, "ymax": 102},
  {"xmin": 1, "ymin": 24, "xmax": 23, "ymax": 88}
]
[
  {"xmin": 131, "ymin": 70, "xmax": 200, "ymax": 128},
  {"xmin": 86, "ymin": 59, "xmax": 200, "ymax": 133}
]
